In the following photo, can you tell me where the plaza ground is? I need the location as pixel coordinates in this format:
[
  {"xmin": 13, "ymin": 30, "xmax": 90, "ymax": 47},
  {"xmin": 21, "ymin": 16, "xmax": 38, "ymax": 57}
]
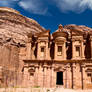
[{"xmin": 0, "ymin": 88, "xmax": 92, "ymax": 92}]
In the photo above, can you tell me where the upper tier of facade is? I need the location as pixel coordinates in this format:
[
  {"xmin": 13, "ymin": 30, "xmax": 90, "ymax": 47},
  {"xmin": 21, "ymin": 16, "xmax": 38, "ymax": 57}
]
[
  {"xmin": 1, "ymin": 7, "xmax": 92, "ymax": 61},
  {"xmin": 23, "ymin": 24, "xmax": 92, "ymax": 61}
]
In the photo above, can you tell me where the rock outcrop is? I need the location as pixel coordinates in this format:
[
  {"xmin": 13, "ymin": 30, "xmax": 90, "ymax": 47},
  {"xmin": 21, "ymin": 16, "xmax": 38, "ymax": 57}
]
[
  {"xmin": 0, "ymin": 7, "xmax": 45, "ymax": 46},
  {"xmin": 0, "ymin": 7, "xmax": 46, "ymax": 73}
]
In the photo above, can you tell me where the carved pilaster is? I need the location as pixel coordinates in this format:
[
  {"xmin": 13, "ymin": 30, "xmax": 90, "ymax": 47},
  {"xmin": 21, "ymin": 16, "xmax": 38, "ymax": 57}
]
[
  {"xmin": 72, "ymin": 39, "xmax": 75, "ymax": 59},
  {"xmin": 63, "ymin": 41, "xmax": 66, "ymax": 60},
  {"xmin": 71, "ymin": 63, "xmax": 76, "ymax": 89},
  {"xmin": 37, "ymin": 41, "xmax": 41, "ymax": 60},
  {"xmin": 81, "ymin": 40, "xmax": 85, "ymax": 59},
  {"xmin": 90, "ymin": 36, "xmax": 92, "ymax": 59},
  {"xmin": 54, "ymin": 43, "xmax": 57, "ymax": 60},
  {"xmin": 45, "ymin": 41, "xmax": 50, "ymax": 60},
  {"xmin": 26, "ymin": 38, "xmax": 32, "ymax": 60}
]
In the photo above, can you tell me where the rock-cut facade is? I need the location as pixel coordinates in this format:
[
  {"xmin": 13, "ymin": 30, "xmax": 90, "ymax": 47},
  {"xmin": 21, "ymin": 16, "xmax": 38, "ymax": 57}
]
[{"xmin": 0, "ymin": 7, "xmax": 92, "ymax": 89}]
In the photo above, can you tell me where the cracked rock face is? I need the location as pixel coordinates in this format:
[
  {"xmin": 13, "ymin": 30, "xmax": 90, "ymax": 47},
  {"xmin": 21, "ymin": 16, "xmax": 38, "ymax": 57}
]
[
  {"xmin": 0, "ymin": 7, "xmax": 46, "ymax": 72},
  {"xmin": 64, "ymin": 24, "xmax": 92, "ymax": 32}
]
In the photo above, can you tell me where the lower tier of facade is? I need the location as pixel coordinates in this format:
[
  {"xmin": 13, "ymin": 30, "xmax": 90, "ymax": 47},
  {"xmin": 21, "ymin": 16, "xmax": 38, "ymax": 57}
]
[{"xmin": 23, "ymin": 60, "xmax": 92, "ymax": 89}]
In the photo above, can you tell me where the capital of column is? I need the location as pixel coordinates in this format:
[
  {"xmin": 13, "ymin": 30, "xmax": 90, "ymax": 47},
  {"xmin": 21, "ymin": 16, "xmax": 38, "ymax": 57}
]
[
  {"xmin": 72, "ymin": 39, "xmax": 75, "ymax": 42},
  {"xmin": 65, "ymin": 64, "xmax": 71, "ymax": 68},
  {"xmin": 35, "ymin": 65, "xmax": 39, "ymax": 68},
  {"xmin": 24, "ymin": 65, "xmax": 28, "ymax": 68},
  {"xmin": 43, "ymin": 65, "xmax": 48, "ymax": 68},
  {"xmin": 81, "ymin": 64, "xmax": 86, "ymax": 68},
  {"xmin": 72, "ymin": 63, "xmax": 76, "ymax": 68},
  {"xmin": 90, "ymin": 35, "xmax": 92, "ymax": 38},
  {"xmin": 37, "ymin": 40, "xmax": 40, "ymax": 43}
]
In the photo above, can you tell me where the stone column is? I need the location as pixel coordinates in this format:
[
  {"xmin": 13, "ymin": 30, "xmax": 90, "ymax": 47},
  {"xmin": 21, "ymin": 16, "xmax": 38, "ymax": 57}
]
[
  {"xmin": 82, "ymin": 67, "xmax": 86, "ymax": 89},
  {"xmin": 53, "ymin": 69, "xmax": 56, "ymax": 88},
  {"xmin": 63, "ymin": 41, "xmax": 66, "ymax": 60},
  {"xmin": 75, "ymin": 64, "xmax": 82, "ymax": 89},
  {"xmin": 0, "ymin": 66, "xmax": 2, "ymax": 85},
  {"xmin": 29, "ymin": 74, "xmax": 34, "ymax": 87},
  {"xmin": 46, "ymin": 41, "xmax": 49, "ymax": 60},
  {"xmin": 54, "ymin": 43, "xmax": 57, "ymax": 60},
  {"xmin": 63, "ymin": 70, "xmax": 66, "ymax": 88},
  {"xmin": 66, "ymin": 64, "xmax": 72, "ymax": 88},
  {"xmin": 72, "ymin": 63, "xmax": 76, "ymax": 89},
  {"xmin": 81, "ymin": 64, "xmax": 86, "ymax": 89},
  {"xmin": 26, "ymin": 38, "xmax": 32, "ymax": 60},
  {"xmin": 72, "ymin": 39, "xmax": 75, "ymax": 59},
  {"xmin": 90, "ymin": 36, "xmax": 92, "ymax": 59},
  {"xmin": 38, "ymin": 65, "xmax": 43, "ymax": 87},
  {"xmin": 43, "ymin": 66, "xmax": 47, "ymax": 87},
  {"xmin": 19, "ymin": 47, "xmax": 26, "ymax": 72},
  {"xmin": 50, "ymin": 66, "xmax": 54, "ymax": 88},
  {"xmin": 37, "ymin": 41, "xmax": 40, "ymax": 60},
  {"xmin": 35, "ymin": 66, "xmax": 39, "ymax": 86},
  {"xmin": 81, "ymin": 40, "xmax": 85, "ymax": 59},
  {"xmin": 65, "ymin": 68, "xmax": 68, "ymax": 88},
  {"xmin": 23, "ymin": 66, "xmax": 29, "ymax": 87},
  {"xmin": 46, "ymin": 67, "xmax": 51, "ymax": 88},
  {"xmin": 68, "ymin": 64, "xmax": 72, "ymax": 89}
]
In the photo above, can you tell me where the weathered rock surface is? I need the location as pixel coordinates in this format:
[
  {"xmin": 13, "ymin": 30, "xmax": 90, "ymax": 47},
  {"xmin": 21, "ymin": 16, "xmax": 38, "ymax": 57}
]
[
  {"xmin": 0, "ymin": 7, "xmax": 45, "ymax": 46},
  {"xmin": 0, "ymin": 7, "xmax": 46, "ymax": 72}
]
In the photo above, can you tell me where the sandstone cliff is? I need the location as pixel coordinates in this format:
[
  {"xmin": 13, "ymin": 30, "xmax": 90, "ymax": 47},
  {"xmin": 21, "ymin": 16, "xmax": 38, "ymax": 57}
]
[{"xmin": 0, "ymin": 7, "xmax": 45, "ymax": 72}]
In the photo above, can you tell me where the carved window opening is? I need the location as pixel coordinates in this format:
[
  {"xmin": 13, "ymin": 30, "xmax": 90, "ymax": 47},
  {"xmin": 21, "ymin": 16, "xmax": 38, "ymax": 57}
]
[
  {"xmin": 57, "ymin": 46, "xmax": 62, "ymax": 56},
  {"xmin": 41, "ymin": 47, "xmax": 44, "ymax": 52},
  {"xmin": 40, "ymin": 47, "xmax": 45, "ymax": 58},
  {"xmin": 87, "ymin": 73, "xmax": 92, "ymax": 83},
  {"xmin": 76, "ymin": 46, "xmax": 80, "ymax": 57},
  {"xmin": 87, "ymin": 73, "xmax": 91, "ymax": 77},
  {"xmin": 28, "ymin": 67, "xmax": 35, "ymax": 76}
]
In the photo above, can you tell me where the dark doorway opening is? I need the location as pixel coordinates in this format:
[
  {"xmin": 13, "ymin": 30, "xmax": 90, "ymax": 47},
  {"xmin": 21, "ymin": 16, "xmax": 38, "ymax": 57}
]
[{"xmin": 56, "ymin": 72, "xmax": 63, "ymax": 85}]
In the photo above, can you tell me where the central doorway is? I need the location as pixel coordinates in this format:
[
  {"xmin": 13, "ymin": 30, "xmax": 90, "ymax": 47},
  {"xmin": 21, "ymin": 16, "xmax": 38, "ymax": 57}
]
[{"xmin": 56, "ymin": 72, "xmax": 63, "ymax": 85}]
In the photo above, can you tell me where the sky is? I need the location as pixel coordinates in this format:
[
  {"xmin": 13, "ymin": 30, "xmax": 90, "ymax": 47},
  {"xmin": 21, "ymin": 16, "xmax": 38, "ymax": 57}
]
[{"xmin": 0, "ymin": 0, "xmax": 92, "ymax": 33}]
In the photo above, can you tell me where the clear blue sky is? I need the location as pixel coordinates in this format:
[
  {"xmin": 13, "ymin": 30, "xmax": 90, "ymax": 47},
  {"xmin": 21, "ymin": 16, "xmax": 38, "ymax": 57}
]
[{"xmin": 0, "ymin": 0, "xmax": 92, "ymax": 33}]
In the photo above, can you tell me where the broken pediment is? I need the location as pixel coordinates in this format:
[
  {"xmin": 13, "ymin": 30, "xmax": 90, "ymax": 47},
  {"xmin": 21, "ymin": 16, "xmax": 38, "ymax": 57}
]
[
  {"xmin": 86, "ymin": 68, "xmax": 92, "ymax": 73},
  {"xmin": 36, "ymin": 30, "xmax": 50, "ymax": 37},
  {"xmin": 71, "ymin": 29, "xmax": 84, "ymax": 36}
]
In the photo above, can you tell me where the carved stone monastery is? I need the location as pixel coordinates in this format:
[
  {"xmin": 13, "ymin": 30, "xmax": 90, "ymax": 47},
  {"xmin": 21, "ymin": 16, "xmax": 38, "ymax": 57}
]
[{"xmin": 0, "ymin": 7, "xmax": 92, "ymax": 89}]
